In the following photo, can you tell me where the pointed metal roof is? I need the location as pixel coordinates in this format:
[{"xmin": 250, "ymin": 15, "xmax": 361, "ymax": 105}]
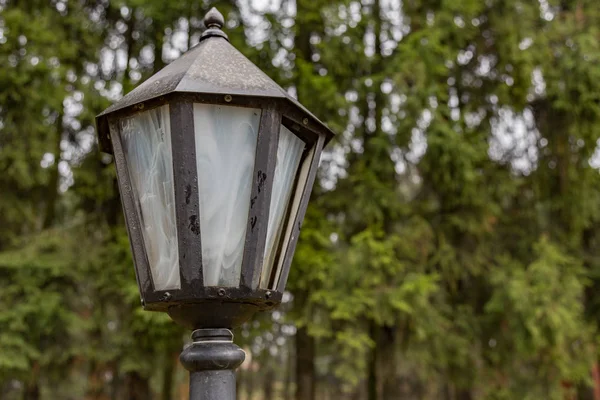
[
  {"xmin": 97, "ymin": 8, "xmax": 334, "ymax": 144},
  {"xmin": 98, "ymin": 28, "xmax": 288, "ymax": 117}
]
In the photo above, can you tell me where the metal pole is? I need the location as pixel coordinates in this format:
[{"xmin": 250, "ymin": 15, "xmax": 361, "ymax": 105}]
[{"xmin": 180, "ymin": 328, "xmax": 245, "ymax": 400}]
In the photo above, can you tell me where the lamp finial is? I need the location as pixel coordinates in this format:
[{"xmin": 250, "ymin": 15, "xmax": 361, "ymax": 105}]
[{"xmin": 204, "ymin": 7, "xmax": 225, "ymax": 30}]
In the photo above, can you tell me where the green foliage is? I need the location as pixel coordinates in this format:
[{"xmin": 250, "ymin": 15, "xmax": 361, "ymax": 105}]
[
  {"xmin": 0, "ymin": 230, "xmax": 80, "ymax": 382},
  {"xmin": 483, "ymin": 238, "xmax": 592, "ymax": 397},
  {"xmin": 1, "ymin": 0, "xmax": 600, "ymax": 398}
]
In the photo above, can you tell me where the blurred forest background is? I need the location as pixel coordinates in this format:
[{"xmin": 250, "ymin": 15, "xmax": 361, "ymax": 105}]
[{"xmin": 1, "ymin": 0, "xmax": 600, "ymax": 399}]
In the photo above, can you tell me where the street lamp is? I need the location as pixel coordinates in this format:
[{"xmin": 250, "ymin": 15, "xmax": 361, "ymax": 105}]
[{"xmin": 95, "ymin": 7, "xmax": 334, "ymax": 400}]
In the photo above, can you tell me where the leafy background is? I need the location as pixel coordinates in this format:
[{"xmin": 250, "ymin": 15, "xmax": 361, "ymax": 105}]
[{"xmin": 1, "ymin": 0, "xmax": 600, "ymax": 399}]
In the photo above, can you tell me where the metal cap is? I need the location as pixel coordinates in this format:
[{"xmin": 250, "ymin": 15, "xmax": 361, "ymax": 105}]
[
  {"xmin": 204, "ymin": 7, "xmax": 224, "ymax": 29},
  {"xmin": 201, "ymin": 7, "xmax": 228, "ymax": 41}
]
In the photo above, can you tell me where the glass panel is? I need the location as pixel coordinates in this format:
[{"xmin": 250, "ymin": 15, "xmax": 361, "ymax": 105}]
[
  {"xmin": 271, "ymin": 144, "xmax": 316, "ymax": 289},
  {"xmin": 260, "ymin": 125, "xmax": 305, "ymax": 288},
  {"xmin": 120, "ymin": 105, "xmax": 180, "ymax": 290},
  {"xmin": 194, "ymin": 104, "xmax": 261, "ymax": 287}
]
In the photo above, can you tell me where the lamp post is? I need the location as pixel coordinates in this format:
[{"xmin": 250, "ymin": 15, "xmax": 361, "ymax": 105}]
[{"xmin": 95, "ymin": 7, "xmax": 334, "ymax": 400}]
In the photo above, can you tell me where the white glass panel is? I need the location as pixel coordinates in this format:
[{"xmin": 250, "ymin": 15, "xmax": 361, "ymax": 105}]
[
  {"xmin": 120, "ymin": 105, "xmax": 180, "ymax": 290},
  {"xmin": 194, "ymin": 104, "xmax": 261, "ymax": 287},
  {"xmin": 260, "ymin": 126, "xmax": 305, "ymax": 288},
  {"xmin": 270, "ymin": 144, "xmax": 315, "ymax": 289}
]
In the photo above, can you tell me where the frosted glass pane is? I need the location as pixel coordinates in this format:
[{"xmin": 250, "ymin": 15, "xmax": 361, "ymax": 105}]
[
  {"xmin": 194, "ymin": 104, "xmax": 261, "ymax": 287},
  {"xmin": 260, "ymin": 126, "xmax": 304, "ymax": 288},
  {"xmin": 271, "ymin": 145, "xmax": 315, "ymax": 289},
  {"xmin": 120, "ymin": 105, "xmax": 180, "ymax": 290}
]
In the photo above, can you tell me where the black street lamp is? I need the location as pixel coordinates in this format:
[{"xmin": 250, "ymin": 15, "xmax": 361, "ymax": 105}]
[{"xmin": 95, "ymin": 7, "xmax": 334, "ymax": 400}]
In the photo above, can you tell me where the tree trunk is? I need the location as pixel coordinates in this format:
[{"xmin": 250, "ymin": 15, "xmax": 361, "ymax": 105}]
[
  {"xmin": 23, "ymin": 385, "xmax": 40, "ymax": 400},
  {"xmin": 43, "ymin": 110, "xmax": 63, "ymax": 229},
  {"xmin": 178, "ymin": 376, "xmax": 188, "ymax": 400},
  {"xmin": 85, "ymin": 360, "xmax": 107, "ymax": 400},
  {"xmin": 368, "ymin": 323, "xmax": 398, "ymax": 400},
  {"xmin": 562, "ymin": 381, "xmax": 577, "ymax": 400},
  {"xmin": 263, "ymin": 366, "xmax": 275, "ymax": 399},
  {"xmin": 110, "ymin": 363, "xmax": 120, "ymax": 400},
  {"xmin": 593, "ymin": 360, "xmax": 600, "ymax": 400},
  {"xmin": 124, "ymin": 371, "xmax": 151, "ymax": 400},
  {"xmin": 160, "ymin": 352, "xmax": 177, "ymax": 400},
  {"xmin": 379, "ymin": 326, "xmax": 397, "ymax": 400},
  {"xmin": 247, "ymin": 362, "xmax": 255, "ymax": 400},
  {"xmin": 367, "ymin": 322, "xmax": 378, "ymax": 400},
  {"xmin": 153, "ymin": 29, "xmax": 165, "ymax": 73},
  {"xmin": 23, "ymin": 384, "xmax": 40, "ymax": 400},
  {"xmin": 285, "ymin": 345, "xmax": 294, "ymax": 399},
  {"xmin": 457, "ymin": 389, "xmax": 473, "ymax": 400},
  {"xmin": 23, "ymin": 361, "xmax": 40, "ymax": 400},
  {"xmin": 236, "ymin": 365, "xmax": 244, "ymax": 399},
  {"xmin": 295, "ymin": 326, "xmax": 316, "ymax": 400},
  {"xmin": 578, "ymin": 383, "xmax": 595, "ymax": 400}
]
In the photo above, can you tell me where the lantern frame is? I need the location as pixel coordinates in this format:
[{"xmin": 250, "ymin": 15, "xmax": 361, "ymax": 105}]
[{"xmin": 96, "ymin": 14, "xmax": 334, "ymax": 329}]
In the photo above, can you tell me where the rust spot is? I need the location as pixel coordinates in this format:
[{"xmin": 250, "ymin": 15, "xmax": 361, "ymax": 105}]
[
  {"xmin": 189, "ymin": 215, "xmax": 200, "ymax": 235},
  {"xmin": 185, "ymin": 184, "xmax": 192, "ymax": 204},
  {"xmin": 257, "ymin": 171, "xmax": 267, "ymax": 193}
]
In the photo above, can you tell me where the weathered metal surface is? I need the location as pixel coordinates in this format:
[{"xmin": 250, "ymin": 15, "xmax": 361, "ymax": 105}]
[
  {"xmin": 108, "ymin": 118, "xmax": 154, "ymax": 304},
  {"xmin": 180, "ymin": 329, "xmax": 245, "ymax": 400},
  {"xmin": 177, "ymin": 39, "xmax": 285, "ymax": 97},
  {"xmin": 168, "ymin": 301, "xmax": 263, "ymax": 330},
  {"xmin": 200, "ymin": 7, "xmax": 228, "ymax": 41},
  {"xmin": 96, "ymin": 12, "xmax": 335, "ymax": 154},
  {"xmin": 240, "ymin": 106, "xmax": 281, "ymax": 289},
  {"xmin": 170, "ymin": 100, "xmax": 204, "ymax": 292},
  {"xmin": 146, "ymin": 285, "xmax": 282, "ymax": 310}
]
